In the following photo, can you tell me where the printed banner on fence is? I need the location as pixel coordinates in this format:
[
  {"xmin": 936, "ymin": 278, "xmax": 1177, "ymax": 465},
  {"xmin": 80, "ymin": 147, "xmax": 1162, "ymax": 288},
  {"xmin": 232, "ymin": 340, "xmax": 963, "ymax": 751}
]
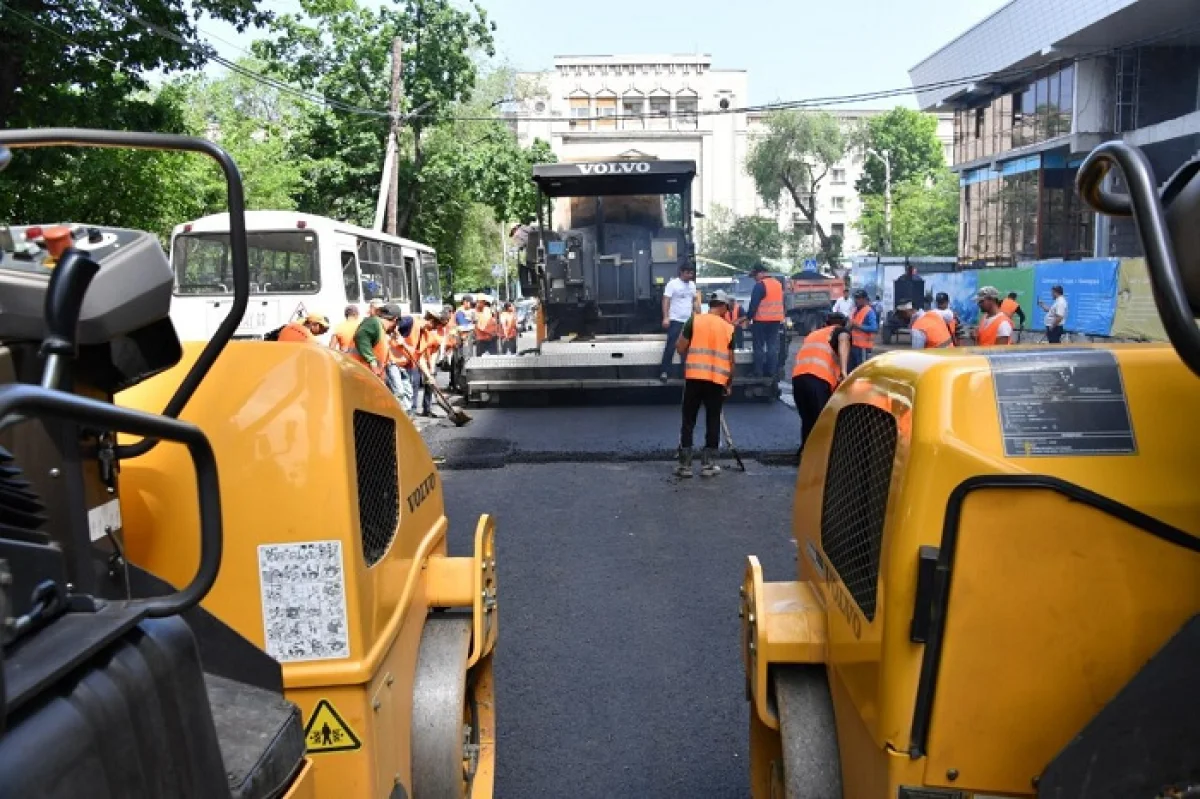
[
  {"xmin": 977, "ymin": 266, "xmax": 1036, "ymax": 329},
  {"xmin": 1033, "ymin": 259, "xmax": 1120, "ymax": 336},
  {"xmin": 1110, "ymin": 258, "xmax": 1168, "ymax": 341},
  {"xmin": 851, "ymin": 264, "xmax": 880, "ymax": 299},
  {"xmin": 924, "ymin": 270, "xmax": 980, "ymax": 325}
]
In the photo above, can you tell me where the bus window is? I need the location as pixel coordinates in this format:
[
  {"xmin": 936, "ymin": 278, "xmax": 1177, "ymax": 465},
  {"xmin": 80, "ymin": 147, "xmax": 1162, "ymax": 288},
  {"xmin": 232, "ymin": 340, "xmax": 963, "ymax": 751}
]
[
  {"xmin": 342, "ymin": 251, "xmax": 361, "ymax": 302},
  {"xmin": 404, "ymin": 256, "xmax": 420, "ymax": 313},
  {"xmin": 419, "ymin": 252, "xmax": 442, "ymax": 307},
  {"xmin": 173, "ymin": 230, "xmax": 319, "ymax": 295},
  {"xmin": 386, "ymin": 265, "xmax": 409, "ymax": 305}
]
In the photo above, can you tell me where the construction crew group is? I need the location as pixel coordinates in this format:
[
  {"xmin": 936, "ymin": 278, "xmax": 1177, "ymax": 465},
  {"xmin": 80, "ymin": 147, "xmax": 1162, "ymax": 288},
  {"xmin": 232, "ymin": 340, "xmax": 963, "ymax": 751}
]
[
  {"xmin": 274, "ymin": 296, "xmax": 519, "ymax": 416},
  {"xmin": 663, "ymin": 262, "xmax": 1065, "ymax": 476}
]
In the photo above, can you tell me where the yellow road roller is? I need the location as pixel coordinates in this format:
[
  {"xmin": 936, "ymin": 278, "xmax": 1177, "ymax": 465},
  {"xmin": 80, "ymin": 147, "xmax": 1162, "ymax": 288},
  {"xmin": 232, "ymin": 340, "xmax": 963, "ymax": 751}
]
[
  {"xmin": 0, "ymin": 129, "xmax": 495, "ymax": 799},
  {"xmin": 742, "ymin": 140, "xmax": 1200, "ymax": 798}
]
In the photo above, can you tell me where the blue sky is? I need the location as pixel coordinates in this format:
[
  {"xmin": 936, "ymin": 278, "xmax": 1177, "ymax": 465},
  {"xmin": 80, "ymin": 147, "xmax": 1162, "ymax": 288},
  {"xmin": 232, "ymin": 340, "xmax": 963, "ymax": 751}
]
[{"xmin": 202, "ymin": 0, "xmax": 1010, "ymax": 108}]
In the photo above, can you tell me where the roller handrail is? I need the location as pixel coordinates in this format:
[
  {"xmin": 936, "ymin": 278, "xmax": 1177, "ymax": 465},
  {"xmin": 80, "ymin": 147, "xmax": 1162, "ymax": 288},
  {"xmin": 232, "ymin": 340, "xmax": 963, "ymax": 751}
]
[
  {"xmin": 1076, "ymin": 141, "xmax": 1200, "ymax": 380},
  {"xmin": 0, "ymin": 383, "xmax": 221, "ymax": 618},
  {"xmin": 0, "ymin": 128, "xmax": 250, "ymax": 456}
]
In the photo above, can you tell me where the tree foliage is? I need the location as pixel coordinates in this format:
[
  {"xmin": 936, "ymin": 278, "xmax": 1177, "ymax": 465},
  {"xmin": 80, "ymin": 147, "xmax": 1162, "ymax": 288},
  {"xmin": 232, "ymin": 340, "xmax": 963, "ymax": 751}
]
[
  {"xmin": 700, "ymin": 206, "xmax": 784, "ymax": 272},
  {"xmin": 853, "ymin": 107, "xmax": 946, "ymax": 197},
  {"xmin": 746, "ymin": 110, "xmax": 846, "ymax": 257},
  {"xmin": 855, "ymin": 169, "xmax": 959, "ymax": 256}
]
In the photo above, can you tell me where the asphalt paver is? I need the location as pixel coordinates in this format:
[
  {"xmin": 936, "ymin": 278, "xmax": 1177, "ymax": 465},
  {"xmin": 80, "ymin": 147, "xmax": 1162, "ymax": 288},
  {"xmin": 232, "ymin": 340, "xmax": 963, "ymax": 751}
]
[{"xmin": 443, "ymin": 461, "xmax": 800, "ymax": 799}]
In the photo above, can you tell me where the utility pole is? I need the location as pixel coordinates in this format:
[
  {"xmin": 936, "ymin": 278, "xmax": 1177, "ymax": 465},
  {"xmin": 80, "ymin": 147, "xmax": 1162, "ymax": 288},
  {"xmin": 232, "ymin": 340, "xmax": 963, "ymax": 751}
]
[
  {"xmin": 867, "ymin": 148, "xmax": 893, "ymax": 255},
  {"xmin": 385, "ymin": 37, "xmax": 404, "ymax": 237}
]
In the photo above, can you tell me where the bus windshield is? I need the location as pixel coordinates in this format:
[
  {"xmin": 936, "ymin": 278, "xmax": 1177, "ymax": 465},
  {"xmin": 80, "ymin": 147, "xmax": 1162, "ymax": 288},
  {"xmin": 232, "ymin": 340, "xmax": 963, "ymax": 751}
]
[
  {"xmin": 173, "ymin": 230, "xmax": 320, "ymax": 295},
  {"xmin": 420, "ymin": 252, "xmax": 442, "ymax": 307}
]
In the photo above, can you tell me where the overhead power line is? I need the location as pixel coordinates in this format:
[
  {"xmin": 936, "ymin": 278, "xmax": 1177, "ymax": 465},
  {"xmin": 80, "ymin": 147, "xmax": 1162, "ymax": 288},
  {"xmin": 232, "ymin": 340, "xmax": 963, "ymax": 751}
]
[{"xmin": 25, "ymin": 3, "xmax": 1200, "ymax": 126}]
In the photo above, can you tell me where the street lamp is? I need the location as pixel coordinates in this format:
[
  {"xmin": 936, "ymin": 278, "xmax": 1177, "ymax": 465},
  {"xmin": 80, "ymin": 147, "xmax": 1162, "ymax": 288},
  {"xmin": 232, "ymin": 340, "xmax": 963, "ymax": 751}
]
[{"xmin": 866, "ymin": 148, "xmax": 892, "ymax": 256}]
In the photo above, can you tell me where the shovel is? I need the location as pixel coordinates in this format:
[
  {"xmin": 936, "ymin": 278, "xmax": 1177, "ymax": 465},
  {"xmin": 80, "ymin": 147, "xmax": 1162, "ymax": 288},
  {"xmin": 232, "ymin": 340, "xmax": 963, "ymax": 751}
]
[
  {"xmin": 720, "ymin": 412, "xmax": 746, "ymax": 472},
  {"xmin": 398, "ymin": 336, "xmax": 472, "ymax": 427}
]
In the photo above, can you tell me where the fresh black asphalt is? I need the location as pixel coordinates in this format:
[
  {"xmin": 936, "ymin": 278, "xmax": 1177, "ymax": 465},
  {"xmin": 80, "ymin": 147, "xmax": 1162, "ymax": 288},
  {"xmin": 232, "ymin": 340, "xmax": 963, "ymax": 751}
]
[{"xmin": 443, "ymin": 461, "xmax": 801, "ymax": 799}]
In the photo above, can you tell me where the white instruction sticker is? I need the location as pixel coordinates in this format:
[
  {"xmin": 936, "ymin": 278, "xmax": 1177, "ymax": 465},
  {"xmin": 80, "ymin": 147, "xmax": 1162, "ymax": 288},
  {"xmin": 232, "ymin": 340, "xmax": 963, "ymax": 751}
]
[
  {"xmin": 87, "ymin": 498, "xmax": 123, "ymax": 542},
  {"xmin": 258, "ymin": 540, "xmax": 351, "ymax": 663}
]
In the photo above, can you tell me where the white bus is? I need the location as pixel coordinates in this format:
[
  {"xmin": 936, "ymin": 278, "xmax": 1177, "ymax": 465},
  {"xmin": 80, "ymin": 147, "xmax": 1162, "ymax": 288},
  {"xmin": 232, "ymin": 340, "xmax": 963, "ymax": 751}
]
[{"xmin": 168, "ymin": 210, "xmax": 442, "ymax": 341}]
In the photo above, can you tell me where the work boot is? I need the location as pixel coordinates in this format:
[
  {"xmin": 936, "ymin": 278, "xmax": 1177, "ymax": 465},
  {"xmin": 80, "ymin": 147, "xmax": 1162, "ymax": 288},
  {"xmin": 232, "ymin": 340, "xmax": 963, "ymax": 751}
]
[
  {"xmin": 701, "ymin": 448, "xmax": 721, "ymax": 477},
  {"xmin": 674, "ymin": 447, "xmax": 694, "ymax": 478}
]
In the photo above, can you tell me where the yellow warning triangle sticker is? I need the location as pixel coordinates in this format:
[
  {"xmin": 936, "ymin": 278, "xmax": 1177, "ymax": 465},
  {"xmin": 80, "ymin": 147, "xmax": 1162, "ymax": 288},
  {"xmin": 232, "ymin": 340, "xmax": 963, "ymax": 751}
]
[{"xmin": 303, "ymin": 699, "xmax": 362, "ymax": 754}]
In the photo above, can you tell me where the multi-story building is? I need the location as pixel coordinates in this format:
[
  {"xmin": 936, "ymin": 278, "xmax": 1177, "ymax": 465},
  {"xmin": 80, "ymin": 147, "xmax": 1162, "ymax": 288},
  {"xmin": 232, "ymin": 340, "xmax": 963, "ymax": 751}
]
[
  {"xmin": 512, "ymin": 54, "xmax": 952, "ymax": 256},
  {"xmin": 910, "ymin": 0, "xmax": 1200, "ymax": 266}
]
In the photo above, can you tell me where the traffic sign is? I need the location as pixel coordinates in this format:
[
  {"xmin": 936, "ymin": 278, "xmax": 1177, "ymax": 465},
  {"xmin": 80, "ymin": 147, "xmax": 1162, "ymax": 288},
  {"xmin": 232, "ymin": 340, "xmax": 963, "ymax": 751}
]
[
  {"xmin": 491, "ymin": 264, "xmax": 504, "ymax": 279},
  {"xmin": 803, "ymin": 258, "xmax": 818, "ymax": 272}
]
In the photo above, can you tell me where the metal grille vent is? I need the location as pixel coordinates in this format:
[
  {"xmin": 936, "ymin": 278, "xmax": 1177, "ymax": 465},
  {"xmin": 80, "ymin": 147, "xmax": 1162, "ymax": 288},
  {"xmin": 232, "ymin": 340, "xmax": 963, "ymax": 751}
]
[
  {"xmin": 819, "ymin": 403, "xmax": 897, "ymax": 622},
  {"xmin": 353, "ymin": 410, "xmax": 399, "ymax": 567}
]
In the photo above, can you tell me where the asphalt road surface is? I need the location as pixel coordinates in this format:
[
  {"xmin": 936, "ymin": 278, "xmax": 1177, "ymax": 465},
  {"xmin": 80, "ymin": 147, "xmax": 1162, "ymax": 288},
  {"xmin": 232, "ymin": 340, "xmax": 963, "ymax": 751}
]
[{"xmin": 443, "ymin": 461, "xmax": 800, "ymax": 799}]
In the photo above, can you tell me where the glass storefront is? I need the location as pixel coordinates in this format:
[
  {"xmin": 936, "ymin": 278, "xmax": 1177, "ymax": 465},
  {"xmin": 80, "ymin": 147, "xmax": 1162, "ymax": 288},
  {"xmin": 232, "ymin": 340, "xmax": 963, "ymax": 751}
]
[{"xmin": 953, "ymin": 63, "xmax": 1075, "ymax": 166}]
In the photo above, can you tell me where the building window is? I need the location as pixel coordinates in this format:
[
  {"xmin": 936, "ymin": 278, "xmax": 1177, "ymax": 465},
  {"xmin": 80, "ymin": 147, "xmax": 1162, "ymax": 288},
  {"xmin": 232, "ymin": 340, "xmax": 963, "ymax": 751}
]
[
  {"xmin": 622, "ymin": 96, "xmax": 644, "ymax": 130},
  {"xmin": 649, "ymin": 96, "xmax": 670, "ymax": 130},
  {"xmin": 569, "ymin": 97, "xmax": 590, "ymax": 131},
  {"xmin": 831, "ymin": 223, "xmax": 845, "ymax": 239},
  {"xmin": 831, "ymin": 196, "xmax": 845, "ymax": 211},
  {"xmin": 676, "ymin": 97, "xmax": 698, "ymax": 130},
  {"xmin": 595, "ymin": 96, "xmax": 617, "ymax": 130},
  {"xmin": 831, "ymin": 168, "xmax": 846, "ymax": 185},
  {"xmin": 794, "ymin": 221, "xmax": 814, "ymax": 238},
  {"xmin": 974, "ymin": 107, "xmax": 985, "ymax": 139}
]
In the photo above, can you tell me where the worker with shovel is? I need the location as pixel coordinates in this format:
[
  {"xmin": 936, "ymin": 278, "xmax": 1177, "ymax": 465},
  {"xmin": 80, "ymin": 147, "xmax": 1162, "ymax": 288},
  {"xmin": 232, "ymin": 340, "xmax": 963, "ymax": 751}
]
[{"xmin": 675, "ymin": 290, "xmax": 737, "ymax": 478}]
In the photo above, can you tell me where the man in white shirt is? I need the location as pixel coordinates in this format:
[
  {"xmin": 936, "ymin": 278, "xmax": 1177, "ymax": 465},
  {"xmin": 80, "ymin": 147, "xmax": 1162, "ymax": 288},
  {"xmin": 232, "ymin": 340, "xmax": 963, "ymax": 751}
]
[
  {"xmin": 832, "ymin": 289, "xmax": 855, "ymax": 318},
  {"xmin": 660, "ymin": 263, "xmax": 700, "ymax": 381},
  {"xmin": 1038, "ymin": 285, "xmax": 1068, "ymax": 344}
]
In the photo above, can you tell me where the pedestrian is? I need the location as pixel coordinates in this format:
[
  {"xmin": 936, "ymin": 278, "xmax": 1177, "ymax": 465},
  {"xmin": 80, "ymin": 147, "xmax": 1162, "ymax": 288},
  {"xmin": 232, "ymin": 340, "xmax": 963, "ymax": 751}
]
[
  {"xmin": 659, "ymin": 263, "xmax": 700, "ymax": 381},
  {"xmin": 415, "ymin": 309, "xmax": 447, "ymax": 417},
  {"xmin": 724, "ymin": 297, "xmax": 746, "ymax": 350},
  {"xmin": 474, "ymin": 297, "xmax": 499, "ymax": 356},
  {"xmin": 791, "ymin": 310, "xmax": 851, "ymax": 459},
  {"xmin": 974, "ymin": 286, "xmax": 1014, "ymax": 346},
  {"xmin": 276, "ymin": 313, "xmax": 330, "ymax": 343},
  {"xmin": 896, "ymin": 302, "xmax": 953, "ymax": 349},
  {"xmin": 744, "ymin": 264, "xmax": 785, "ymax": 379},
  {"xmin": 455, "ymin": 296, "xmax": 475, "ymax": 329},
  {"xmin": 329, "ymin": 305, "xmax": 360, "ymax": 353},
  {"xmin": 499, "ymin": 302, "xmax": 519, "ymax": 355},
  {"xmin": 934, "ymin": 292, "xmax": 959, "ymax": 341},
  {"xmin": 352, "ymin": 303, "xmax": 403, "ymax": 396},
  {"xmin": 1000, "ymin": 292, "xmax": 1027, "ymax": 330},
  {"xmin": 1038, "ymin": 285, "xmax": 1068, "ymax": 343},
  {"xmin": 832, "ymin": 288, "xmax": 855, "ymax": 318},
  {"xmin": 871, "ymin": 294, "xmax": 884, "ymax": 324},
  {"xmin": 847, "ymin": 289, "xmax": 879, "ymax": 370},
  {"xmin": 675, "ymin": 290, "xmax": 737, "ymax": 478}
]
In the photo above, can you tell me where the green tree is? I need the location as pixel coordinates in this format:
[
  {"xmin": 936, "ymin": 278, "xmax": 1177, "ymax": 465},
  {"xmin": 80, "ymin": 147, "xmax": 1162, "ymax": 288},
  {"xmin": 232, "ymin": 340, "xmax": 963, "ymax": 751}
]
[
  {"xmin": 855, "ymin": 169, "xmax": 959, "ymax": 256},
  {"xmin": 253, "ymin": 0, "xmax": 495, "ymax": 231},
  {"xmin": 854, "ymin": 107, "xmax": 946, "ymax": 196},
  {"xmin": 746, "ymin": 110, "xmax": 846, "ymax": 258},
  {"xmin": 700, "ymin": 206, "xmax": 784, "ymax": 272}
]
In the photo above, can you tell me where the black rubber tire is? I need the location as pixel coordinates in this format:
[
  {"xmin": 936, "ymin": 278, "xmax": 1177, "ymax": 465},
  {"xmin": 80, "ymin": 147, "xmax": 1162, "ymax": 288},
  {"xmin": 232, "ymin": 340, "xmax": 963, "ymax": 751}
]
[{"xmin": 775, "ymin": 665, "xmax": 843, "ymax": 798}]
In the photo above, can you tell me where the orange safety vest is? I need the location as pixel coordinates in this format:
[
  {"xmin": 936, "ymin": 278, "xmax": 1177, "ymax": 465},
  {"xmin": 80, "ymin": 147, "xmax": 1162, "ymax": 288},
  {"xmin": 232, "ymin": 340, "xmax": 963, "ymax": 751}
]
[
  {"xmin": 499, "ymin": 311, "xmax": 518, "ymax": 340},
  {"xmin": 1000, "ymin": 298, "xmax": 1019, "ymax": 318},
  {"xmin": 330, "ymin": 318, "xmax": 360, "ymax": 352},
  {"xmin": 792, "ymin": 325, "xmax": 843, "ymax": 389},
  {"xmin": 277, "ymin": 322, "xmax": 314, "ymax": 343},
  {"xmin": 754, "ymin": 279, "xmax": 785, "ymax": 323},
  {"xmin": 392, "ymin": 320, "xmax": 426, "ymax": 367},
  {"xmin": 850, "ymin": 305, "xmax": 875, "ymax": 350},
  {"xmin": 911, "ymin": 311, "xmax": 953, "ymax": 348},
  {"xmin": 977, "ymin": 312, "xmax": 1013, "ymax": 346},
  {"xmin": 725, "ymin": 302, "xmax": 743, "ymax": 326},
  {"xmin": 475, "ymin": 307, "xmax": 498, "ymax": 341},
  {"xmin": 684, "ymin": 314, "xmax": 735, "ymax": 386}
]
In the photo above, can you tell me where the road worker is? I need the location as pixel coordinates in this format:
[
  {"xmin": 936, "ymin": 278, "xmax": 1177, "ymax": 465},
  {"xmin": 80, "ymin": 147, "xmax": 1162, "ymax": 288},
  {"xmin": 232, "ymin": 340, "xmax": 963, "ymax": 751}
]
[
  {"xmin": 1000, "ymin": 291, "xmax": 1027, "ymax": 330},
  {"xmin": 792, "ymin": 310, "xmax": 851, "ymax": 460},
  {"xmin": 368, "ymin": 298, "xmax": 385, "ymax": 316},
  {"xmin": 974, "ymin": 285, "xmax": 1014, "ymax": 346},
  {"xmin": 724, "ymin": 297, "xmax": 745, "ymax": 350},
  {"xmin": 329, "ymin": 305, "xmax": 360, "ymax": 352},
  {"xmin": 675, "ymin": 290, "xmax": 737, "ymax": 479},
  {"xmin": 499, "ymin": 302, "xmax": 519, "ymax": 355},
  {"xmin": 391, "ymin": 314, "xmax": 431, "ymax": 416},
  {"xmin": 276, "ymin": 313, "xmax": 330, "ymax": 343},
  {"xmin": 743, "ymin": 264, "xmax": 785, "ymax": 379},
  {"xmin": 474, "ymin": 297, "xmax": 499, "ymax": 356},
  {"xmin": 896, "ymin": 301, "xmax": 953, "ymax": 349},
  {"xmin": 934, "ymin": 292, "xmax": 959, "ymax": 341},
  {"xmin": 352, "ymin": 303, "xmax": 403, "ymax": 393},
  {"xmin": 847, "ymin": 288, "xmax": 878, "ymax": 369}
]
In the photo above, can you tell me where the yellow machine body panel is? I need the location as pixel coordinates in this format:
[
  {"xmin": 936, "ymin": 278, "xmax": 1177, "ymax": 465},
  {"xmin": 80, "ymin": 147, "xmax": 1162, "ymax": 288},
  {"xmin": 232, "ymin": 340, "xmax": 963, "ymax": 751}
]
[
  {"xmin": 116, "ymin": 341, "xmax": 494, "ymax": 797},
  {"xmin": 750, "ymin": 344, "xmax": 1200, "ymax": 796}
]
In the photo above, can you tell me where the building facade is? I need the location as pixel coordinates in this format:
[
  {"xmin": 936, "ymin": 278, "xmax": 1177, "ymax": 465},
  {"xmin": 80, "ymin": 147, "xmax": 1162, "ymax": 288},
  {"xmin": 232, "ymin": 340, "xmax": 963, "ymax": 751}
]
[
  {"xmin": 513, "ymin": 54, "xmax": 953, "ymax": 257},
  {"xmin": 911, "ymin": 0, "xmax": 1200, "ymax": 266}
]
